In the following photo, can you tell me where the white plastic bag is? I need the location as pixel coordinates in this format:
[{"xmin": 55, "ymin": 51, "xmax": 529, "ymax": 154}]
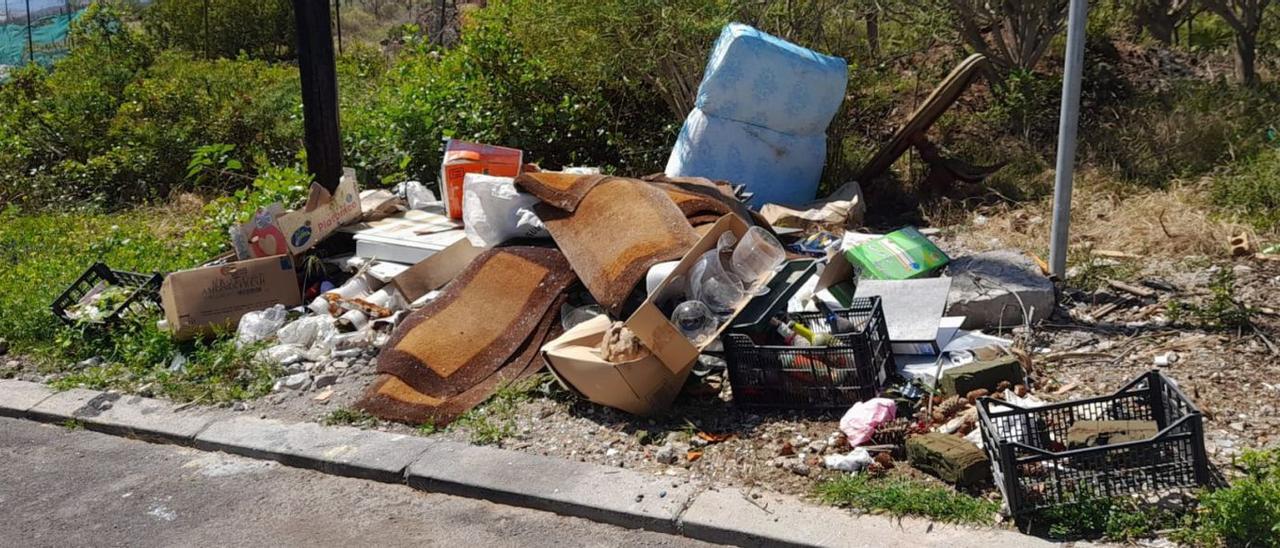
[
  {"xmin": 236, "ymin": 304, "xmax": 288, "ymax": 348},
  {"xmin": 824, "ymin": 448, "xmax": 873, "ymax": 472},
  {"xmin": 839, "ymin": 398, "xmax": 897, "ymax": 447},
  {"xmin": 395, "ymin": 180, "xmax": 438, "ymax": 211},
  {"xmin": 461, "ymin": 174, "xmax": 548, "ymax": 248}
]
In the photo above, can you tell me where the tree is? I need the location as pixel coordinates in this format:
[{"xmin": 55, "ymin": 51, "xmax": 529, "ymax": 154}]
[
  {"xmin": 1202, "ymin": 0, "xmax": 1272, "ymax": 85},
  {"xmin": 948, "ymin": 0, "xmax": 1070, "ymax": 74},
  {"xmin": 1128, "ymin": 0, "xmax": 1194, "ymax": 44}
]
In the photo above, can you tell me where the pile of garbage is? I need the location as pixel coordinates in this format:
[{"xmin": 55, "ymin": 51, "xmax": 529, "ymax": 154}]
[{"xmin": 59, "ymin": 22, "xmax": 1208, "ymax": 515}]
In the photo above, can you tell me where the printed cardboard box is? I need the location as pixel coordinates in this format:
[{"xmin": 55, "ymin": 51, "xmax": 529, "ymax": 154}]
[{"xmin": 160, "ymin": 255, "xmax": 302, "ymax": 340}]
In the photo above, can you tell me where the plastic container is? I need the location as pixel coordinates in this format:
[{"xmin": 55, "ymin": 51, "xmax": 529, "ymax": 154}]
[
  {"xmin": 723, "ymin": 297, "xmax": 893, "ymax": 409},
  {"xmin": 728, "ymin": 259, "xmax": 819, "ymax": 341},
  {"xmin": 51, "ymin": 263, "xmax": 163, "ymax": 326},
  {"xmin": 977, "ymin": 370, "xmax": 1211, "ymax": 515}
]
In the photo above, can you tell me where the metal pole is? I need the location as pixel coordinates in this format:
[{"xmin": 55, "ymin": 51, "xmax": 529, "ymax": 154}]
[
  {"xmin": 24, "ymin": 0, "xmax": 32, "ymax": 64},
  {"xmin": 1048, "ymin": 0, "xmax": 1089, "ymax": 278}
]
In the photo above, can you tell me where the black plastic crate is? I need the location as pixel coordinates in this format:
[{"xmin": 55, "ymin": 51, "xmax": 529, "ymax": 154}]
[
  {"xmin": 977, "ymin": 370, "xmax": 1210, "ymax": 515},
  {"xmin": 51, "ymin": 263, "xmax": 163, "ymax": 325},
  {"xmin": 729, "ymin": 259, "xmax": 819, "ymax": 341},
  {"xmin": 723, "ymin": 297, "xmax": 894, "ymax": 409}
]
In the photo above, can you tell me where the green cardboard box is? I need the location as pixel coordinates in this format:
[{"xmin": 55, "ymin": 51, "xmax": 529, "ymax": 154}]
[{"xmin": 845, "ymin": 227, "xmax": 949, "ymax": 280}]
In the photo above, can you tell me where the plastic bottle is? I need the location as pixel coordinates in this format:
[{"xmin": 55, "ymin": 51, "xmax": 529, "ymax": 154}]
[
  {"xmin": 812, "ymin": 298, "xmax": 855, "ymax": 333},
  {"xmin": 770, "ymin": 317, "xmax": 810, "ymax": 347}
]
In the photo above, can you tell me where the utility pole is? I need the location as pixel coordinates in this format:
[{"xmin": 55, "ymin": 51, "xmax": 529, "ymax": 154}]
[
  {"xmin": 293, "ymin": 0, "xmax": 343, "ymax": 194},
  {"xmin": 24, "ymin": 0, "xmax": 32, "ymax": 64},
  {"xmin": 1049, "ymin": 0, "xmax": 1089, "ymax": 278}
]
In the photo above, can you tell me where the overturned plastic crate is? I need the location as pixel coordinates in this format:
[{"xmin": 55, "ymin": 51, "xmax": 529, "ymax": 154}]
[
  {"xmin": 977, "ymin": 370, "xmax": 1210, "ymax": 515},
  {"xmin": 51, "ymin": 263, "xmax": 163, "ymax": 326},
  {"xmin": 723, "ymin": 297, "xmax": 894, "ymax": 409}
]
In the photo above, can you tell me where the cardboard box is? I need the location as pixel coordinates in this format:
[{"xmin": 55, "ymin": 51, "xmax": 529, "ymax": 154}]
[
  {"xmin": 232, "ymin": 169, "xmax": 363, "ymax": 260},
  {"xmin": 440, "ymin": 139, "xmax": 523, "ymax": 220},
  {"xmin": 160, "ymin": 255, "xmax": 302, "ymax": 340},
  {"xmin": 542, "ymin": 316, "xmax": 684, "ymax": 415},
  {"xmin": 845, "ymin": 226, "xmax": 949, "ymax": 280},
  {"xmin": 544, "ymin": 214, "xmax": 765, "ymax": 414},
  {"xmin": 390, "ymin": 238, "xmax": 485, "ymax": 302}
]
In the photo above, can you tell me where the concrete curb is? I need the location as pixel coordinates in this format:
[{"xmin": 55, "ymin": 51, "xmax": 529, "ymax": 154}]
[{"xmin": 0, "ymin": 380, "xmax": 1057, "ymax": 547}]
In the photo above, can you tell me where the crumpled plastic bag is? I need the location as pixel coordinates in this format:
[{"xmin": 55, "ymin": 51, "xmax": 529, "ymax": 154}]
[
  {"xmin": 279, "ymin": 315, "xmax": 339, "ymax": 352},
  {"xmin": 255, "ymin": 343, "xmax": 311, "ymax": 366},
  {"xmin": 236, "ymin": 304, "xmax": 288, "ymax": 348},
  {"xmin": 839, "ymin": 398, "xmax": 897, "ymax": 447},
  {"xmin": 395, "ymin": 180, "xmax": 438, "ymax": 211},
  {"xmin": 824, "ymin": 447, "xmax": 873, "ymax": 472},
  {"xmin": 461, "ymin": 174, "xmax": 548, "ymax": 248}
]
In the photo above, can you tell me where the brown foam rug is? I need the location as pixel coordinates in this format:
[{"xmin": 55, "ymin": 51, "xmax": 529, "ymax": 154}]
[
  {"xmin": 537, "ymin": 178, "xmax": 699, "ymax": 315},
  {"xmin": 514, "ymin": 172, "xmax": 609, "ymax": 212},
  {"xmin": 642, "ymin": 174, "xmax": 769, "ymax": 229},
  {"xmin": 374, "ymin": 246, "xmax": 576, "ymax": 397},
  {"xmin": 356, "ymin": 296, "xmax": 564, "ymax": 425}
]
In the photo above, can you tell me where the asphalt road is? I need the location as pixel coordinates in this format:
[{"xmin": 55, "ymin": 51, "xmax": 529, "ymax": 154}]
[{"xmin": 0, "ymin": 417, "xmax": 714, "ymax": 548}]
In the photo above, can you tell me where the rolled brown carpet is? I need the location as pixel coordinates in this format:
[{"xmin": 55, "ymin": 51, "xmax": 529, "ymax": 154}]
[
  {"xmin": 536, "ymin": 177, "xmax": 699, "ymax": 315},
  {"xmin": 514, "ymin": 172, "xmax": 609, "ymax": 212},
  {"xmin": 356, "ymin": 295, "xmax": 564, "ymax": 426},
  {"xmin": 374, "ymin": 246, "xmax": 577, "ymax": 398}
]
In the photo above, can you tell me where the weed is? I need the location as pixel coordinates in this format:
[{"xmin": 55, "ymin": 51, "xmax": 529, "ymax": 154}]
[
  {"xmin": 1175, "ymin": 448, "xmax": 1280, "ymax": 547},
  {"xmin": 816, "ymin": 474, "xmax": 999, "ymax": 525},
  {"xmin": 1066, "ymin": 250, "xmax": 1140, "ymax": 293},
  {"xmin": 416, "ymin": 421, "xmax": 438, "ymax": 436},
  {"xmin": 450, "ymin": 377, "xmax": 542, "ymax": 445},
  {"xmin": 59, "ymin": 419, "xmax": 84, "ymax": 430},
  {"xmin": 1166, "ymin": 270, "xmax": 1253, "ymax": 331},
  {"xmin": 1029, "ymin": 495, "xmax": 1186, "ymax": 541},
  {"xmin": 322, "ymin": 408, "xmax": 379, "ymax": 428}
]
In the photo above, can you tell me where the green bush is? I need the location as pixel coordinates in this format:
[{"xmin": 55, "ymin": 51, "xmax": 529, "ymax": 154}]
[
  {"xmin": 1213, "ymin": 146, "xmax": 1280, "ymax": 231},
  {"xmin": 341, "ymin": 3, "xmax": 672, "ymax": 185},
  {"xmin": 1178, "ymin": 448, "xmax": 1280, "ymax": 547},
  {"xmin": 0, "ymin": 4, "xmax": 302, "ymax": 209},
  {"xmin": 142, "ymin": 0, "xmax": 296, "ymax": 61}
]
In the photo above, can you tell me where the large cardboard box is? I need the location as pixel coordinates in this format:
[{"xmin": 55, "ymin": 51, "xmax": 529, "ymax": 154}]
[
  {"xmin": 544, "ymin": 214, "xmax": 765, "ymax": 414},
  {"xmin": 542, "ymin": 316, "xmax": 683, "ymax": 415},
  {"xmin": 160, "ymin": 255, "xmax": 302, "ymax": 340}
]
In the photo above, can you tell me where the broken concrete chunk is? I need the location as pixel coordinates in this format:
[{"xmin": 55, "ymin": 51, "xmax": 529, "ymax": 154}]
[
  {"xmin": 939, "ymin": 355, "xmax": 1023, "ymax": 396},
  {"xmin": 1066, "ymin": 420, "xmax": 1158, "ymax": 449},
  {"xmin": 599, "ymin": 321, "xmax": 650, "ymax": 363},
  {"xmin": 906, "ymin": 433, "xmax": 990, "ymax": 486},
  {"xmin": 946, "ymin": 250, "xmax": 1055, "ymax": 330}
]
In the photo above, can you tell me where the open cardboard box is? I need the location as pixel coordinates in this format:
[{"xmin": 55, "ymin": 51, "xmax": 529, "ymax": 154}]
[
  {"xmin": 160, "ymin": 254, "xmax": 303, "ymax": 340},
  {"xmin": 544, "ymin": 214, "xmax": 767, "ymax": 415},
  {"xmin": 232, "ymin": 168, "xmax": 363, "ymax": 260}
]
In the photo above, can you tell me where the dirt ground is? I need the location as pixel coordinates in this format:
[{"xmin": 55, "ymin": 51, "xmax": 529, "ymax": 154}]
[{"xmin": 7, "ymin": 193, "xmax": 1279, "ymax": 509}]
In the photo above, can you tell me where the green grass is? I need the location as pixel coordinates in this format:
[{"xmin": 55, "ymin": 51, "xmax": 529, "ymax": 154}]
[
  {"xmin": 59, "ymin": 419, "xmax": 84, "ymax": 430},
  {"xmin": 1065, "ymin": 250, "xmax": 1140, "ymax": 293},
  {"xmin": 1166, "ymin": 270, "xmax": 1254, "ymax": 332},
  {"xmin": 1174, "ymin": 448, "xmax": 1280, "ymax": 548},
  {"xmin": 322, "ymin": 408, "xmax": 379, "ymax": 428},
  {"xmin": 1029, "ymin": 495, "xmax": 1187, "ymax": 542},
  {"xmin": 0, "ymin": 206, "xmax": 277, "ymax": 404},
  {"xmin": 816, "ymin": 474, "xmax": 999, "ymax": 525},
  {"xmin": 451, "ymin": 376, "xmax": 544, "ymax": 445}
]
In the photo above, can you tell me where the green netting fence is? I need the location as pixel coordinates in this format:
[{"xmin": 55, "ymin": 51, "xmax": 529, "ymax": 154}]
[{"xmin": 1, "ymin": 3, "xmax": 84, "ymax": 72}]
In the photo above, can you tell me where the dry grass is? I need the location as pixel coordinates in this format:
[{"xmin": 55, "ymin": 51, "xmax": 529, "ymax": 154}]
[{"xmin": 949, "ymin": 171, "xmax": 1255, "ymax": 260}]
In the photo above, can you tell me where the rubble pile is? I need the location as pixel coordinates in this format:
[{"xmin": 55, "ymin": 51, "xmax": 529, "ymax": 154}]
[{"xmin": 33, "ymin": 21, "xmax": 1280, "ymax": 520}]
